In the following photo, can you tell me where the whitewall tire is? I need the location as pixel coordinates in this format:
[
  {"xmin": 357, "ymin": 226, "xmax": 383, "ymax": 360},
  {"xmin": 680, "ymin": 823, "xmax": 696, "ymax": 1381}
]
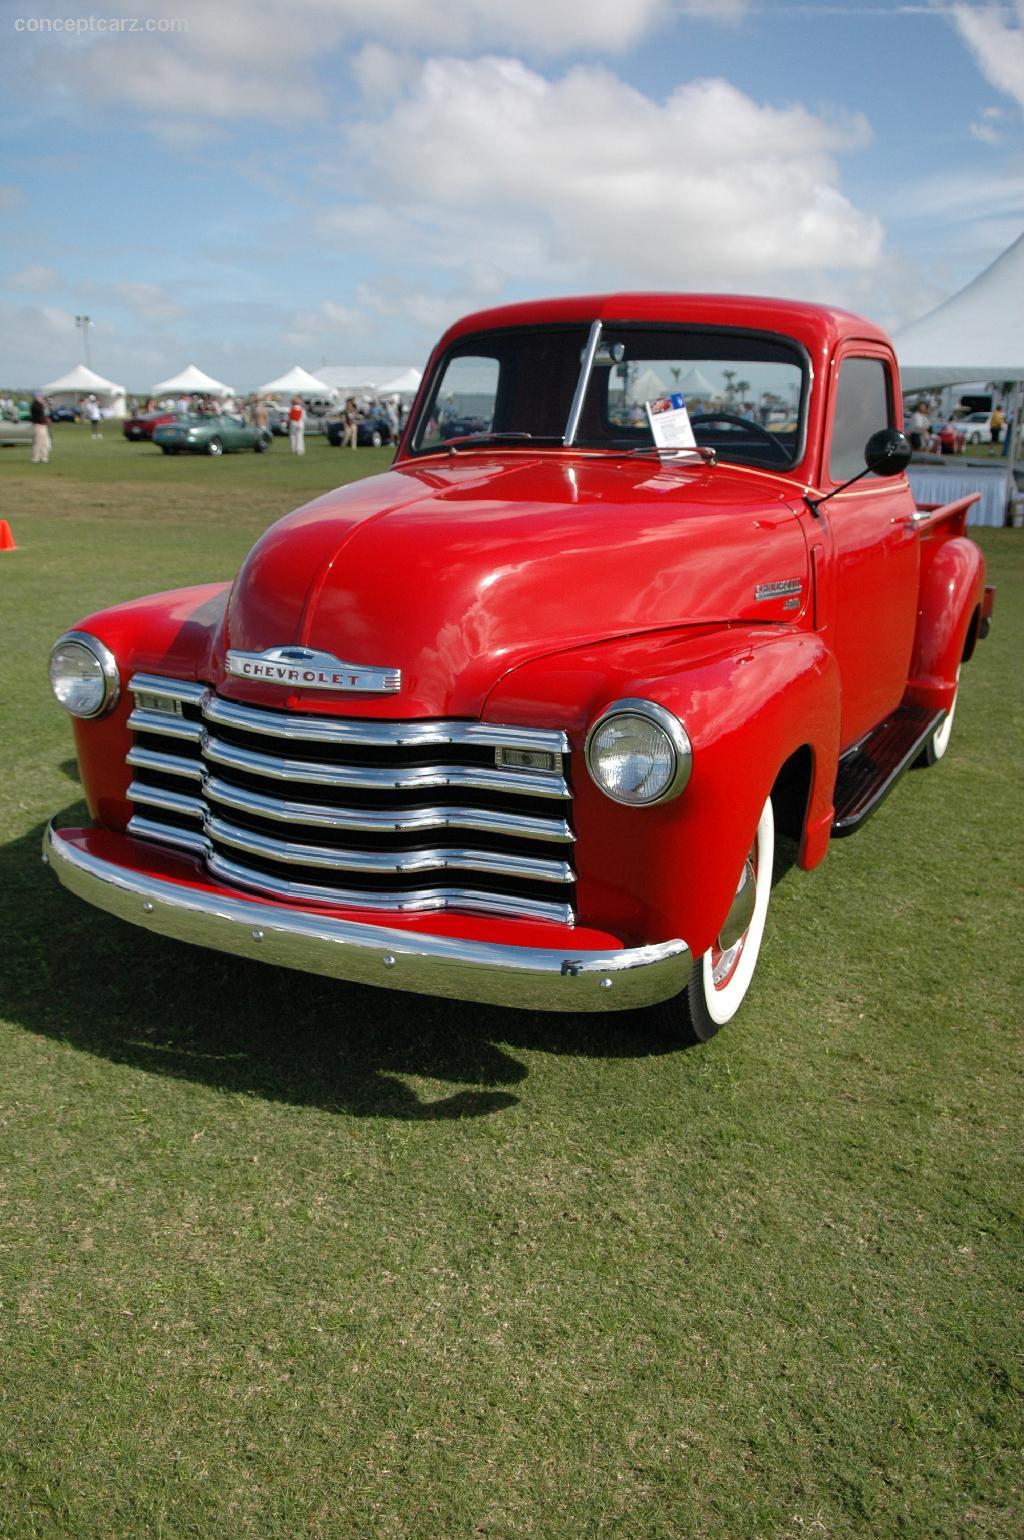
[
  {"xmin": 918, "ymin": 668, "xmax": 960, "ymax": 767},
  {"xmin": 684, "ymin": 796, "xmax": 775, "ymax": 1042}
]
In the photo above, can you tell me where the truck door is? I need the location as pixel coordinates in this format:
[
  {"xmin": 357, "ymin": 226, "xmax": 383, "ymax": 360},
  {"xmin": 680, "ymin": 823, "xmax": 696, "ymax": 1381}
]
[{"xmin": 820, "ymin": 348, "xmax": 919, "ymax": 748}]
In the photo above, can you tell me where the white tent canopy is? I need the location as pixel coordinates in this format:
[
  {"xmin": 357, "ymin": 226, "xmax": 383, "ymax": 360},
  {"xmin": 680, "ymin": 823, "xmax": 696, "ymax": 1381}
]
[
  {"xmin": 318, "ymin": 364, "xmax": 419, "ymax": 395},
  {"xmin": 256, "ymin": 365, "xmax": 337, "ymax": 399},
  {"xmin": 152, "ymin": 364, "xmax": 233, "ymax": 397},
  {"xmin": 894, "ymin": 232, "xmax": 1024, "ymax": 390},
  {"xmin": 676, "ymin": 366, "xmax": 717, "ymax": 398},
  {"xmin": 375, "ymin": 368, "xmax": 422, "ymax": 397},
  {"xmin": 40, "ymin": 364, "xmax": 127, "ymax": 418}
]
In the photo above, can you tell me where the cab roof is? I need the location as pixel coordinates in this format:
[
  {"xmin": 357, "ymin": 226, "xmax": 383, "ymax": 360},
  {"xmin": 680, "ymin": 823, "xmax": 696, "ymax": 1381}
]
[{"xmin": 440, "ymin": 292, "xmax": 892, "ymax": 360}]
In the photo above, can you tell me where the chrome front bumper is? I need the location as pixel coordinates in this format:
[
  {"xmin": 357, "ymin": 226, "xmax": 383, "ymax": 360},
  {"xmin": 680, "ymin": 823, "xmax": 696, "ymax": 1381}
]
[{"xmin": 44, "ymin": 825, "xmax": 691, "ymax": 1013}]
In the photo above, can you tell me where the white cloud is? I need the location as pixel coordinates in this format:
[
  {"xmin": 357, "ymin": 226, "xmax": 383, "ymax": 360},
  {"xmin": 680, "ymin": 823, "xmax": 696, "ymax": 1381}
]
[
  {"xmin": 107, "ymin": 282, "xmax": 189, "ymax": 324},
  {"xmin": 950, "ymin": 1, "xmax": 1024, "ymax": 111},
  {"xmin": 14, "ymin": 0, "xmax": 750, "ymax": 124},
  {"xmin": 285, "ymin": 298, "xmax": 372, "ymax": 349},
  {"xmin": 969, "ymin": 105, "xmax": 1009, "ymax": 144},
  {"xmin": 8, "ymin": 264, "xmax": 60, "ymax": 293},
  {"xmin": 331, "ymin": 57, "xmax": 881, "ymax": 295},
  {"xmin": 13, "ymin": 0, "xmax": 671, "ymax": 123}
]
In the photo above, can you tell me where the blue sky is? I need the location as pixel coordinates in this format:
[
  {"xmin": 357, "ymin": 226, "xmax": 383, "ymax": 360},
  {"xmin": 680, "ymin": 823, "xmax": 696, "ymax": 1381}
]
[{"xmin": 1, "ymin": 0, "xmax": 1022, "ymax": 391}]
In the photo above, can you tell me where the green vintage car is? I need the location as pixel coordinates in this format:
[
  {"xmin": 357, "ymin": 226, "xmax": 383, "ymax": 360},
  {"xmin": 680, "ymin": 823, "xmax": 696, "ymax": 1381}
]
[{"xmin": 152, "ymin": 413, "xmax": 272, "ymax": 456}]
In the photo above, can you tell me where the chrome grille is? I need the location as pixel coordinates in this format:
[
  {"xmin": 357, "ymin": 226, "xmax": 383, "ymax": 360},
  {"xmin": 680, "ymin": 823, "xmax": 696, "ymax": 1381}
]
[{"xmin": 125, "ymin": 674, "xmax": 575, "ymax": 923}]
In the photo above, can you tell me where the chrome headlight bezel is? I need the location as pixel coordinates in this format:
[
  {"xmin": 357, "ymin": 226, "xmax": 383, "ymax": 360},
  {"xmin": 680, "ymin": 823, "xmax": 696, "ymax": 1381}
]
[
  {"xmin": 49, "ymin": 630, "xmax": 120, "ymax": 719},
  {"xmin": 584, "ymin": 698, "xmax": 692, "ymax": 807}
]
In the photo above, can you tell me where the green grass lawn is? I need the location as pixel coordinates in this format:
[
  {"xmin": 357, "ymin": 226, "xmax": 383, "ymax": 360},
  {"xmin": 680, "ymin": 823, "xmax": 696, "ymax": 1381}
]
[{"xmin": 1, "ymin": 435, "xmax": 1022, "ymax": 1538}]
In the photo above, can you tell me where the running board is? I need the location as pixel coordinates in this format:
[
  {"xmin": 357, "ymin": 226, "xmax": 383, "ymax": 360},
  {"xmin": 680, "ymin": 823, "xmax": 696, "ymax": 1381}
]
[{"xmin": 831, "ymin": 704, "xmax": 943, "ymax": 838}]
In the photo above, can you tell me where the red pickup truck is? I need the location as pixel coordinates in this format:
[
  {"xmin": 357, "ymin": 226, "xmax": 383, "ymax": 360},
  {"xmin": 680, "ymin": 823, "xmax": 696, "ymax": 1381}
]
[{"xmin": 45, "ymin": 294, "xmax": 994, "ymax": 1041}]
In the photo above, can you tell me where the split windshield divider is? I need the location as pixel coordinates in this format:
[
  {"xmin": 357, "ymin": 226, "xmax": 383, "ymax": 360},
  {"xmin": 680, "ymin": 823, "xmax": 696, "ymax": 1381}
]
[{"xmin": 563, "ymin": 319, "xmax": 603, "ymax": 446}]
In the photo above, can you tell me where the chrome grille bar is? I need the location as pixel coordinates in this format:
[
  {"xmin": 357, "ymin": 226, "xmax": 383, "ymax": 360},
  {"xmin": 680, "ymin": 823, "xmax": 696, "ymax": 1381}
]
[
  {"xmin": 205, "ymin": 814, "xmax": 574, "ymax": 884},
  {"xmin": 127, "ymin": 782, "xmax": 206, "ymax": 821},
  {"xmin": 203, "ymin": 735, "xmax": 570, "ymax": 800},
  {"xmin": 127, "ymin": 746, "xmax": 204, "ymax": 782},
  {"xmin": 202, "ymin": 693, "xmax": 568, "ymax": 753},
  {"xmin": 128, "ymin": 707, "xmax": 203, "ymax": 742},
  {"xmin": 203, "ymin": 775, "xmax": 573, "ymax": 843},
  {"xmin": 127, "ymin": 814, "xmax": 208, "ymax": 858},
  {"xmin": 207, "ymin": 851, "xmax": 575, "ymax": 924}
]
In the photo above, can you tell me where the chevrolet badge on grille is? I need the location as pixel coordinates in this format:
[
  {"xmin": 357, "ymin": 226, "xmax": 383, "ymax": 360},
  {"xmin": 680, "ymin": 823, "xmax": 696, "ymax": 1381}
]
[{"xmin": 225, "ymin": 646, "xmax": 401, "ymax": 693}]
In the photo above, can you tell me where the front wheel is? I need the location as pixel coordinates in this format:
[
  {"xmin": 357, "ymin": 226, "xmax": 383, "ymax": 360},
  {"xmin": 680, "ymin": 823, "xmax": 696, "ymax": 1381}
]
[
  {"xmin": 684, "ymin": 796, "xmax": 775, "ymax": 1042},
  {"xmin": 206, "ymin": 437, "xmax": 223, "ymax": 457},
  {"xmin": 254, "ymin": 433, "xmax": 270, "ymax": 452}
]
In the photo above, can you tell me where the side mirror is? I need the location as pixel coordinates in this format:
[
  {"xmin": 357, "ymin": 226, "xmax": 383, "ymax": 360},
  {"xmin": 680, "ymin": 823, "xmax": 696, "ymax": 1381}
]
[
  {"xmin": 805, "ymin": 426, "xmax": 912, "ymax": 516},
  {"xmin": 864, "ymin": 427, "xmax": 912, "ymax": 478}
]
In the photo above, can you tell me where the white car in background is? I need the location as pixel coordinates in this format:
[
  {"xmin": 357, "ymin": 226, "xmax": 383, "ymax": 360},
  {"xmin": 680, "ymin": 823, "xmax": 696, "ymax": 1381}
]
[
  {"xmin": 960, "ymin": 411, "xmax": 994, "ymax": 445},
  {"xmin": 0, "ymin": 411, "xmax": 32, "ymax": 448}
]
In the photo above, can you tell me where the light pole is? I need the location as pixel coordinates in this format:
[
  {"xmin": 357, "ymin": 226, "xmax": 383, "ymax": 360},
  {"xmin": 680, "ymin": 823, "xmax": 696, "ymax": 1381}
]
[{"xmin": 75, "ymin": 315, "xmax": 94, "ymax": 370}]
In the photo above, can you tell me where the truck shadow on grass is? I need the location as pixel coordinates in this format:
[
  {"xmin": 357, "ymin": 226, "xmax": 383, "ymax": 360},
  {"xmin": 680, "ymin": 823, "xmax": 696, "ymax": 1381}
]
[{"xmin": 3, "ymin": 815, "xmax": 681, "ymax": 1121}]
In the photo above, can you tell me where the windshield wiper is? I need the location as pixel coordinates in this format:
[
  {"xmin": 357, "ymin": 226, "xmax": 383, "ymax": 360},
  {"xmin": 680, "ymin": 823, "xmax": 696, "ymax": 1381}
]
[{"xmin": 609, "ymin": 444, "xmax": 719, "ymax": 466}]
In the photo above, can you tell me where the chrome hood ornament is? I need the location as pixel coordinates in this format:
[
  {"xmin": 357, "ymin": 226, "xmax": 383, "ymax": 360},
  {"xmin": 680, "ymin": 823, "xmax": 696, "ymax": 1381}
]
[{"xmin": 225, "ymin": 645, "xmax": 401, "ymax": 693}]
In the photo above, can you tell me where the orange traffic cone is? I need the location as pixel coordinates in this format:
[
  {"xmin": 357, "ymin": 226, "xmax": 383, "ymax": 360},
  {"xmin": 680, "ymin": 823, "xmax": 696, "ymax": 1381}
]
[{"xmin": 0, "ymin": 520, "xmax": 17, "ymax": 552}]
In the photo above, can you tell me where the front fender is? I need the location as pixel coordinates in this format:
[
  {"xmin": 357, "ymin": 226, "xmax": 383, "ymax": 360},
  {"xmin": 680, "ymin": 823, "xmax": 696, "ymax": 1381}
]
[
  {"xmin": 486, "ymin": 625, "xmax": 840, "ymax": 954},
  {"xmin": 59, "ymin": 583, "xmax": 231, "ymax": 829},
  {"xmin": 907, "ymin": 535, "xmax": 986, "ymax": 712}
]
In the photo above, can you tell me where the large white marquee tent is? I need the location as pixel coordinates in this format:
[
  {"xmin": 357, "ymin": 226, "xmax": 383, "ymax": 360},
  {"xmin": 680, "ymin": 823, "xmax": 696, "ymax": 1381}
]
[
  {"xmin": 41, "ymin": 364, "xmax": 127, "ymax": 417},
  {"xmin": 256, "ymin": 365, "xmax": 337, "ymax": 400},
  {"xmin": 152, "ymin": 364, "xmax": 233, "ymax": 397},
  {"xmin": 894, "ymin": 232, "xmax": 1024, "ymax": 392},
  {"xmin": 892, "ymin": 231, "xmax": 1024, "ymax": 528},
  {"xmin": 318, "ymin": 364, "xmax": 421, "ymax": 396}
]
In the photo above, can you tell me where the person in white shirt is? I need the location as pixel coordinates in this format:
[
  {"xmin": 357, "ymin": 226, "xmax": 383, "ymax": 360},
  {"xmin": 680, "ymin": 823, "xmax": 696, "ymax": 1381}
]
[{"xmin": 288, "ymin": 396, "xmax": 305, "ymax": 455}]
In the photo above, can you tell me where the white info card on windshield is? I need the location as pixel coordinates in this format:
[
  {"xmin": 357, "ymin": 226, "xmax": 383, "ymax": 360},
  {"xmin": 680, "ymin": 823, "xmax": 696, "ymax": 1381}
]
[{"xmin": 644, "ymin": 393, "xmax": 697, "ymax": 450}]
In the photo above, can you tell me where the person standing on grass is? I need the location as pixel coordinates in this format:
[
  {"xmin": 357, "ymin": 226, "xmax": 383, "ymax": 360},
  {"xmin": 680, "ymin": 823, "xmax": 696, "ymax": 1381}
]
[
  {"xmin": 30, "ymin": 392, "xmax": 51, "ymax": 464},
  {"xmin": 86, "ymin": 394, "xmax": 102, "ymax": 439},
  {"xmin": 341, "ymin": 396, "xmax": 358, "ymax": 449},
  {"xmin": 288, "ymin": 395, "xmax": 305, "ymax": 455},
  {"xmin": 990, "ymin": 406, "xmax": 1004, "ymax": 446}
]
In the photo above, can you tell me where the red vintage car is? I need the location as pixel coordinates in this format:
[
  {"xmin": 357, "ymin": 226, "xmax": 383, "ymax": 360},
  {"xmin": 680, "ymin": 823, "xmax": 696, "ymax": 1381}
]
[
  {"xmin": 45, "ymin": 294, "xmax": 993, "ymax": 1042},
  {"xmin": 123, "ymin": 410, "xmax": 178, "ymax": 441}
]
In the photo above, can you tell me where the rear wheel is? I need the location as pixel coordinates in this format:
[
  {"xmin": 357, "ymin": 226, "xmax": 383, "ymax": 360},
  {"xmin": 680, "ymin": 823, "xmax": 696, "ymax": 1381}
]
[
  {"xmin": 917, "ymin": 669, "xmax": 960, "ymax": 766},
  {"xmin": 207, "ymin": 437, "xmax": 223, "ymax": 457},
  {"xmin": 254, "ymin": 433, "xmax": 270, "ymax": 453},
  {"xmin": 683, "ymin": 796, "xmax": 775, "ymax": 1042},
  {"xmin": 161, "ymin": 446, "xmax": 178, "ymax": 455}
]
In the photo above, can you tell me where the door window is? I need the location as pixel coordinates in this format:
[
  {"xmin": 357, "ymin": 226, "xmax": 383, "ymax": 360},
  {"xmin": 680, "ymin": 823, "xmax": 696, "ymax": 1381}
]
[{"xmin": 829, "ymin": 356, "xmax": 892, "ymax": 483}]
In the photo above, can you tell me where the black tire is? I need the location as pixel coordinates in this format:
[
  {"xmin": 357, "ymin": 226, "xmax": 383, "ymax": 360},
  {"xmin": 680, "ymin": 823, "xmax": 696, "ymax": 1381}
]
[
  {"xmin": 369, "ymin": 429, "xmax": 383, "ymax": 448},
  {"xmin": 254, "ymin": 433, "xmax": 270, "ymax": 453},
  {"xmin": 161, "ymin": 446, "xmax": 178, "ymax": 455},
  {"xmin": 207, "ymin": 437, "xmax": 223, "ymax": 457}
]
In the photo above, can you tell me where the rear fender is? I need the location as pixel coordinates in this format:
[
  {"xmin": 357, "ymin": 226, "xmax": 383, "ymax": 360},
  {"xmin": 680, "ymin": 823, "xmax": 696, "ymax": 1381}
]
[
  {"xmin": 486, "ymin": 626, "xmax": 840, "ymax": 954},
  {"xmin": 906, "ymin": 536, "xmax": 986, "ymax": 713}
]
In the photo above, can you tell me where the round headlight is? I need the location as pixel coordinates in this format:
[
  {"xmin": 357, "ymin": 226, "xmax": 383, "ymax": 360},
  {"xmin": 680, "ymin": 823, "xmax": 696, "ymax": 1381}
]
[
  {"xmin": 49, "ymin": 631, "xmax": 120, "ymax": 719},
  {"xmin": 585, "ymin": 699, "xmax": 691, "ymax": 806}
]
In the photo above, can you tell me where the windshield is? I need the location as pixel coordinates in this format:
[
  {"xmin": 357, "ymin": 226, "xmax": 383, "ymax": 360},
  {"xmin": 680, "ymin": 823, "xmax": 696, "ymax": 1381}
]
[{"xmin": 410, "ymin": 321, "xmax": 808, "ymax": 470}]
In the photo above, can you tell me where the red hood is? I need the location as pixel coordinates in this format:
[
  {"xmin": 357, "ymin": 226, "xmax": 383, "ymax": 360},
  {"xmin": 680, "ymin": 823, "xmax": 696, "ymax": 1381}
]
[{"xmin": 217, "ymin": 454, "xmax": 809, "ymax": 717}]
